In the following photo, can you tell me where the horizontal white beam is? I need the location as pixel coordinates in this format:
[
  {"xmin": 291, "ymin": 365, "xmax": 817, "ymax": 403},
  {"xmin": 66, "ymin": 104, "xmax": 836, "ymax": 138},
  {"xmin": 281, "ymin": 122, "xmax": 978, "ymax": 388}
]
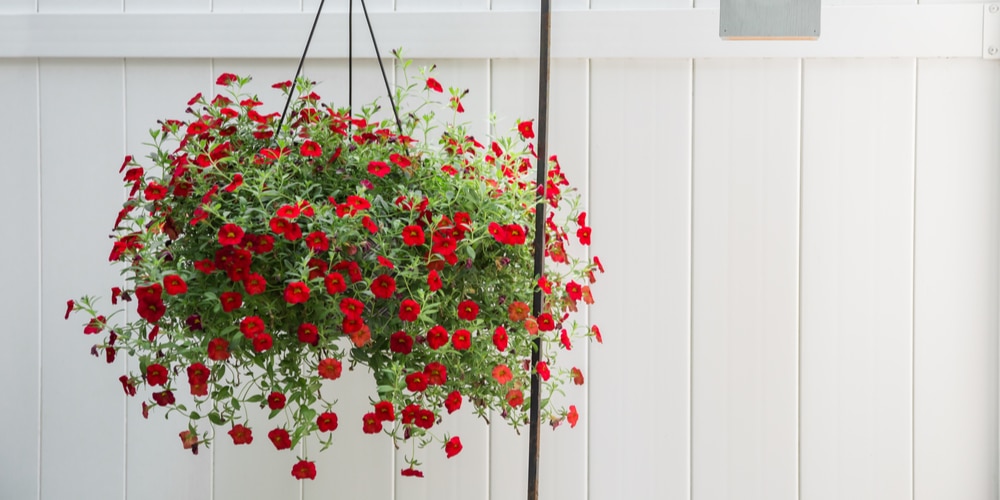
[{"xmin": 0, "ymin": 5, "xmax": 985, "ymax": 59}]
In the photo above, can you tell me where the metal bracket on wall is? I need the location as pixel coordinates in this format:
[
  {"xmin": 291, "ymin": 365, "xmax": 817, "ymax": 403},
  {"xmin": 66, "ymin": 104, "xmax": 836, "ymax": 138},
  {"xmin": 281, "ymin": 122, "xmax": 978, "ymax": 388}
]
[{"xmin": 985, "ymin": 3, "xmax": 1000, "ymax": 58}]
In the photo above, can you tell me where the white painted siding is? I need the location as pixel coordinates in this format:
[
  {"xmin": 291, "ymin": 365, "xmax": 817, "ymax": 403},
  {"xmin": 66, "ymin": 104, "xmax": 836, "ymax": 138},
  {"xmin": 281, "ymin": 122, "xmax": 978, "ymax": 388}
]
[{"xmin": 1, "ymin": 3, "xmax": 998, "ymax": 500}]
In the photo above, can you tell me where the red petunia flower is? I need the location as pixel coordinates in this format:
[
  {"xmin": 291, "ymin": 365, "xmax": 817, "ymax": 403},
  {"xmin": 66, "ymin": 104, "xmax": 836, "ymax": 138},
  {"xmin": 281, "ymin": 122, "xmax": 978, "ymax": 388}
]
[
  {"xmin": 362, "ymin": 215, "xmax": 379, "ymax": 234},
  {"xmin": 252, "ymin": 332, "xmax": 273, "ymax": 352},
  {"xmin": 450, "ymin": 96, "xmax": 465, "ymax": 113},
  {"xmin": 298, "ymin": 323, "xmax": 319, "ymax": 344},
  {"xmin": 276, "ymin": 204, "xmax": 300, "ymax": 219},
  {"xmin": 64, "ymin": 300, "xmax": 74, "ymax": 320},
  {"xmin": 284, "ymin": 281, "xmax": 310, "ymax": 304},
  {"xmin": 220, "ymin": 291, "xmax": 243, "ymax": 312},
  {"xmin": 389, "ymin": 331, "xmax": 413, "ymax": 355},
  {"xmin": 152, "ymin": 389, "xmax": 175, "ymax": 407},
  {"xmin": 243, "ymin": 273, "xmax": 267, "ymax": 295},
  {"xmin": 518, "ymin": 120, "xmax": 535, "ymax": 139},
  {"xmin": 401, "ymin": 225, "xmax": 425, "ymax": 246},
  {"xmin": 405, "ymin": 372, "xmax": 429, "ymax": 393},
  {"xmin": 398, "ymin": 299, "xmax": 421, "ymax": 322},
  {"xmin": 370, "ymin": 274, "xmax": 396, "ymax": 299},
  {"xmin": 163, "ymin": 275, "xmax": 187, "ymax": 295},
  {"xmin": 451, "ymin": 329, "xmax": 472, "ymax": 350},
  {"xmin": 592, "ymin": 325, "xmax": 603, "ymax": 343},
  {"xmin": 444, "ymin": 390, "xmax": 462, "ymax": 414},
  {"xmin": 401, "ymin": 467, "xmax": 424, "ymax": 478},
  {"xmin": 504, "ymin": 224, "xmax": 527, "ymax": 245},
  {"xmin": 506, "ymin": 389, "xmax": 524, "ymax": 408},
  {"xmin": 508, "ymin": 302, "xmax": 529, "ymax": 322},
  {"xmin": 367, "ymin": 160, "xmax": 390, "ymax": 178},
  {"xmin": 207, "ymin": 337, "xmax": 230, "ymax": 361},
  {"xmin": 377, "ymin": 255, "xmax": 394, "ymax": 269},
  {"xmin": 318, "ymin": 358, "xmax": 342, "ymax": 380},
  {"xmin": 268, "ymin": 428, "xmax": 291, "ymax": 450},
  {"xmin": 577, "ymin": 226, "xmax": 592, "ymax": 245},
  {"xmin": 445, "ymin": 436, "xmax": 463, "ymax": 458},
  {"xmin": 299, "ymin": 140, "xmax": 322, "ymax": 157},
  {"xmin": 194, "ymin": 259, "xmax": 215, "ymax": 274},
  {"xmin": 218, "ymin": 223, "xmax": 245, "ymax": 246},
  {"xmin": 374, "ymin": 401, "xmax": 395, "ymax": 422},
  {"xmin": 565, "ymin": 281, "xmax": 583, "ymax": 302},
  {"xmin": 492, "ymin": 364, "xmax": 513, "ymax": 385},
  {"xmin": 146, "ymin": 363, "xmax": 168, "ymax": 386},
  {"xmin": 427, "ymin": 270, "xmax": 442, "ymax": 292},
  {"xmin": 321, "ymin": 272, "xmax": 345, "ymax": 295},
  {"xmin": 317, "ymin": 412, "xmax": 338, "ymax": 432},
  {"xmin": 567, "ymin": 405, "xmax": 579, "ymax": 428},
  {"xmin": 362, "ymin": 412, "xmax": 383, "ymax": 434},
  {"xmin": 272, "ymin": 80, "xmax": 292, "ymax": 90},
  {"xmin": 427, "ymin": 325, "xmax": 449, "ymax": 350},
  {"xmin": 414, "ymin": 409, "xmax": 435, "ymax": 430},
  {"xmin": 488, "ymin": 222, "xmax": 508, "ymax": 244},
  {"xmin": 304, "ymin": 231, "xmax": 329, "ymax": 252},
  {"xmin": 571, "ymin": 367, "xmax": 584, "ymax": 385},
  {"xmin": 457, "ymin": 300, "xmax": 479, "ymax": 321},
  {"xmin": 224, "ymin": 173, "xmax": 243, "ymax": 192},
  {"xmin": 216, "ymin": 73, "xmax": 239, "ymax": 86},
  {"xmin": 425, "ymin": 77, "xmax": 443, "ymax": 93},
  {"xmin": 389, "ymin": 153, "xmax": 411, "ymax": 168},
  {"xmin": 291, "ymin": 461, "xmax": 316, "ymax": 481},
  {"xmin": 179, "ymin": 430, "xmax": 199, "ymax": 454},
  {"xmin": 537, "ymin": 313, "xmax": 555, "ymax": 332},
  {"xmin": 119, "ymin": 375, "xmax": 136, "ymax": 397},
  {"xmin": 228, "ymin": 424, "xmax": 253, "ymax": 445},
  {"xmin": 267, "ymin": 392, "xmax": 286, "ymax": 410},
  {"xmin": 137, "ymin": 298, "xmax": 166, "ymax": 323},
  {"xmin": 536, "ymin": 361, "xmax": 551, "ymax": 381},
  {"xmin": 143, "ymin": 181, "xmax": 168, "ymax": 201},
  {"xmin": 83, "ymin": 316, "xmax": 106, "ymax": 335},
  {"xmin": 425, "ymin": 362, "xmax": 448, "ymax": 385},
  {"xmin": 493, "ymin": 325, "xmax": 508, "ymax": 351},
  {"xmin": 339, "ymin": 297, "xmax": 364, "ymax": 319}
]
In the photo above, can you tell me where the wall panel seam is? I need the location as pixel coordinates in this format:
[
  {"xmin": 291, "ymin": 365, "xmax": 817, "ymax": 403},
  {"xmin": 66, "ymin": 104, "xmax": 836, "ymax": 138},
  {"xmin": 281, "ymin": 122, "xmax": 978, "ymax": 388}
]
[
  {"xmin": 910, "ymin": 57, "xmax": 918, "ymax": 500},
  {"xmin": 34, "ymin": 55, "xmax": 42, "ymax": 500},
  {"xmin": 687, "ymin": 57, "xmax": 695, "ymax": 500}
]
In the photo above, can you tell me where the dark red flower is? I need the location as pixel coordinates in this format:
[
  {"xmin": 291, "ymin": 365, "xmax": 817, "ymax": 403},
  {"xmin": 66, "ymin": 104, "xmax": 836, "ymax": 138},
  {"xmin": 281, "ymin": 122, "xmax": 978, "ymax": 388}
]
[
  {"xmin": 367, "ymin": 160, "xmax": 390, "ymax": 177},
  {"xmin": 426, "ymin": 325, "xmax": 449, "ymax": 350},
  {"xmin": 304, "ymin": 231, "xmax": 329, "ymax": 252},
  {"xmin": 317, "ymin": 412, "xmax": 338, "ymax": 432},
  {"xmin": 298, "ymin": 323, "xmax": 319, "ymax": 344},
  {"xmin": 445, "ymin": 436, "xmax": 463, "ymax": 458},
  {"xmin": 291, "ymin": 460, "xmax": 316, "ymax": 480},
  {"xmin": 390, "ymin": 331, "xmax": 414, "ymax": 354},
  {"xmin": 218, "ymin": 223, "xmax": 245, "ymax": 246},
  {"xmin": 224, "ymin": 173, "xmax": 243, "ymax": 192},
  {"xmin": 399, "ymin": 299, "xmax": 420, "ymax": 322},
  {"xmin": 240, "ymin": 316, "xmax": 265, "ymax": 338},
  {"xmin": 488, "ymin": 222, "xmax": 508, "ymax": 243},
  {"xmin": 194, "ymin": 259, "xmax": 215, "ymax": 274},
  {"xmin": 252, "ymin": 332, "xmax": 273, "ymax": 352},
  {"xmin": 243, "ymin": 273, "xmax": 267, "ymax": 295},
  {"xmin": 405, "ymin": 372, "xmax": 428, "ymax": 393},
  {"xmin": 339, "ymin": 297, "xmax": 364, "ymax": 318},
  {"xmin": 401, "ymin": 467, "xmax": 424, "ymax": 478},
  {"xmin": 152, "ymin": 390, "xmax": 175, "ymax": 407},
  {"xmin": 362, "ymin": 412, "xmax": 383, "ymax": 434},
  {"xmin": 300, "ymin": 140, "xmax": 322, "ymax": 157},
  {"xmin": 560, "ymin": 329, "xmax": 572, "ymax": 350},
  {"xmin": 83, "ymin": 316, "xmax": 106, "ymax": 335},
  {"xmin": 370, "ymin": 274, "xmax": 396, "ymax": 299},
  {"xmin": 457, "ymin": 300, "xmax": 479, "ymax": 321},
  {"xmin": 318, "ymin": 358, "xmax": 342, "ymax": 380},
  {"xmin": 518, "ymin": 120, "xmax": 535, "ymax": 139},
  {"xmin": 401, "ymin": 225, "xmax": 425, "ymax": 246},
  {"xmin": 284, "ymin": 282, "xmax": 310, "ymax": 304},
  {"xmin": 504, "ymin": 224, "xmax": 526, "ymax": 245},
  {"xmin": 143, "ymin": 181, "xmax": 168, "ymax": 201},
  {"xmin": 220, "ymin": 291, "xmax": 243, "ymax": 312},
  {"xmin": 362, "ymin": 215, "xmax": 379, "ymax": 234},
  {"xmin": 283, "ymin": 223, "xmax": 303, "ymax": 241},
  {"xmin": 571, "ymin": 367, "xmax": 584, "ymax": 385},
  {"xmin": 228, "ymin": 424, "xmax": 253, "ymax": 445},
  {"xmin": 119, "ymin": 375, "xmax": 137, "ymax": 397},
  {"xmin": 267, "ymin": 392, "xmax": 286, "ymax": 410},
  {"xmin": 493, "ymin": 326, "xmax": 508, "ymax": 352},
  {"xmin": 146, "ymin": 363, "xmax": 168, "ymax": 386},
  {"xmin": 64, "ymin": 300, "xmax": 74, "ymax": 320},
  {"xmin": 414, "ymin": 409, "xmax": 435, "ymax": 430},
  {"xmin": 427, "ymin": 270, "xmax": 442, "ymax": 292},
  {"xmin": 324, "ymin": 272, "xmax": 347, "ymax": 294},
  {"xmin": 187, "ymin": 363, "xmax": 210, "ymax": 385},
  {"xmin": 207, "ymin": 337, "xmax": 230, "ymax": 361},
  {"xmin": 269, "ymin": 217, "xmax": 290, "ymax": 234},
  {"xmin": 374, "ymin": 401, "xmax": 395, "ymax": 422},
  {"xmin": 251, "ymin": 234, "xmax": 275, "ymax": 254},
  {"xmin": 425, "ymin": 77, "xmax": 443, "ymax": 93},
  {"xmin": 272, "ymin": 80, "xmax": 292, "ymax": 90},
  {"xmin": 424, "ymin": 362, "xmax": 447, "ymax": 385},
  {"xmin": 444, "ymin": 390, "xmax": 462, "ymax": 414},
  {"xmin": 389, "ymin": 153, "xmax": 411, "ymax": 168},
  {"xmin": 216, "ymin": 73, "xmax": 239, "ymax": 86},
  {"xmin": 268, "ymin": 428, "xmax": 291, "ymax": 450},
  {"xmin": 537, "ymin": 313, "xmax": 555, "ymax": 332},
  {"xmin": 451, "ymin": 329, "xmax": 471, "ymax": 351},
  {"xmin": 163, "ymin": 274, "xmax": 187, "ymax": 295},
  {"xmin": 276, "ymin": 204, "xmax": 300, "ymax": 219},
  {"xmin": 137, "ymin": 298, "xmax": 166, "ymax": 323}
]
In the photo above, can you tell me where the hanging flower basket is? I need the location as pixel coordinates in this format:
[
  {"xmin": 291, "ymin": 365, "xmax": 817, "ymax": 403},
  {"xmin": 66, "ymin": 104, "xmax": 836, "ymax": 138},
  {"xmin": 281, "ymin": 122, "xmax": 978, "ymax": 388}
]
[{"xmin": 67, "ymin": 61, "xmax": 603, "ymax": 480}]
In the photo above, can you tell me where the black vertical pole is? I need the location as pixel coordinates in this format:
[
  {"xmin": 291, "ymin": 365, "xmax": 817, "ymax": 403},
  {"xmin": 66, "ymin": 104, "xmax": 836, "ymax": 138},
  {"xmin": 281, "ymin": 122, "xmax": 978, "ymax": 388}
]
[{"xmin": 527, "ymin": 1, "xmax": 552, "ymax": 499}]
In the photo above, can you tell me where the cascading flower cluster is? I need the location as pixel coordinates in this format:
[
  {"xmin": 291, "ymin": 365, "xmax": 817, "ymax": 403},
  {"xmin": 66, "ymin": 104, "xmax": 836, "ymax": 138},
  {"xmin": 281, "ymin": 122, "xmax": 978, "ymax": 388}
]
[{"xmin": 68, "ymin": 62, "xmax": 603, "ymax": 480}]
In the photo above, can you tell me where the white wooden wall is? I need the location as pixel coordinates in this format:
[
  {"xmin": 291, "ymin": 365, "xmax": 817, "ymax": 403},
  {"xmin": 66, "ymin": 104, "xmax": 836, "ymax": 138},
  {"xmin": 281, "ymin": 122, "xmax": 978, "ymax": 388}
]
[{"xmin": 2, "ymin": 1, "xmax": 999, "ymax": 500}]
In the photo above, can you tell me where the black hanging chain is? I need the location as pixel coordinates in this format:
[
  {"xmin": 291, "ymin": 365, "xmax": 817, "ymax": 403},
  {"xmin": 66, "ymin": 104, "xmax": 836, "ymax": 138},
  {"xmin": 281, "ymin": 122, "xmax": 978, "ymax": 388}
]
[
  {"xmin": 275, "ymin": 0, "xmax": 327, "ymax": 139},
  {"xmin": 527, "ymin": 1, "xmax": 552, "ymax": 499},
  {"xmin": 275, "ymin": 0, "xmax": 403, "ymax": 143}
]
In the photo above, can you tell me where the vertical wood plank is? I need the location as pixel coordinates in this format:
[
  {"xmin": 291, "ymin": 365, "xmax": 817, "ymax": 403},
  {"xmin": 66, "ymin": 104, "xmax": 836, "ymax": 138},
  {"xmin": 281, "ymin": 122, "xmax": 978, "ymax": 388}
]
[
  {"xmin": 913, "ymin": 59, "xmax": 1000, "ymax": 500},
  {"xmin": 38, "ymin": 58, "xmax": 126, "ymax": 500},
  {"xmin": 0, "ymin": 57, "xmax": 40, "ymax": 500},
  {"xmin": 589, "ymin": 58, "xmax": 692, "ymax": 500},
  {"xmin": 691, "ymin": 58, "xmax": 799, "ymax": 500},
  {"xmin": 488, "ymin": 57, "xmax": 592, "ymax": 500},
  {"xmin": 122, "ymin": 58, "xmax": 214, "ymax": 500},
  {"xmin": 799, "ymin": 58, "xmax": 915, "ymax": 500},
  {"xmin": 37, "ymin": 0, "xmax": 120, "ymax": 12}
]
